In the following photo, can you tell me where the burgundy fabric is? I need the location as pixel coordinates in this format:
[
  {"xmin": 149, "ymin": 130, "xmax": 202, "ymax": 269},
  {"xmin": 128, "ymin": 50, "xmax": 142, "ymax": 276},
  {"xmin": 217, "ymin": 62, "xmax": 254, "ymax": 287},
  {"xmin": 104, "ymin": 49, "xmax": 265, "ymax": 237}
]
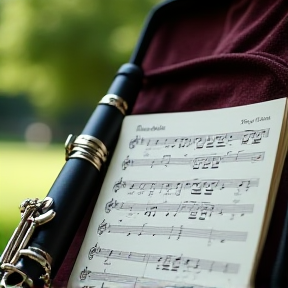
[
  {"xmin": 133, "ymin": 0, "xmax": 288, "ymax": 114},
  {"xmin": 53, "ymin": 0, "xmax": 288, "ymax": 286}
]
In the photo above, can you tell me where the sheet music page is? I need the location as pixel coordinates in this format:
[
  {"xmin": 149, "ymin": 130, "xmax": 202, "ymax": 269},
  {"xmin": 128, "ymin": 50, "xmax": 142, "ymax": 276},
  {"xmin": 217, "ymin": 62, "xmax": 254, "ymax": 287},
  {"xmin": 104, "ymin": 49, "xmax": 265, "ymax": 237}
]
[{"xmin": 68, "ymin": 98, "xmax": 287, "ymax": 288}]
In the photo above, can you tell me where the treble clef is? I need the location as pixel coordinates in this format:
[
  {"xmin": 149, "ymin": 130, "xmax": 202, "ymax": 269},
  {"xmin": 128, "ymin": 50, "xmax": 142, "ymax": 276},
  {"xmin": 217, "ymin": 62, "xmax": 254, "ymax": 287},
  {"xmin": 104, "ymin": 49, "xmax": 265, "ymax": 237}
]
[
  {"xmin": 129, "ymin": 135, "xmax": 141, "ymax": 149},
  {"xmin": 105, "ymin": 198, "xmax": 118, "ymax": 213},
  {"xmin": 129, "ymin": 137, "xmax": 137, "ymax": 149},
  {"xmin": 112, "ymin": 177, "xmax": 125, "ymax": 193},
  {"xmin": 122, "ymin": 156, "xmax": 131, "ymax": 170},
  {"xmin": 79, "ymin": 267, "xmax": 91, "ymax": 280},
  {"xmin": 88, "ymin": 243, "xmax": 101, "ymax": 260},
  {"xmin": 97, "ymin": 219, "xmax": 109, "ymax": 235}
]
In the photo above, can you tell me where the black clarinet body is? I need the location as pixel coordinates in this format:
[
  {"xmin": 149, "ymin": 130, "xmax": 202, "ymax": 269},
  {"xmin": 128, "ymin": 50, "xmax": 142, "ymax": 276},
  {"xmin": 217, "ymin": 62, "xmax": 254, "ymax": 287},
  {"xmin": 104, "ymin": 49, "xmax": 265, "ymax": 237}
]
[{"xmin": 0, "ymin": 63, "xmax": 143, "ymax": 287}]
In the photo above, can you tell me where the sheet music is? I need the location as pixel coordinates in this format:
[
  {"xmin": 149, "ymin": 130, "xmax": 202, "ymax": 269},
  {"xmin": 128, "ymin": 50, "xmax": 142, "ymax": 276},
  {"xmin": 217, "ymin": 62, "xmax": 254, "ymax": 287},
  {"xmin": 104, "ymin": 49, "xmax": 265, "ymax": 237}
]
[{"xmin": 68, "ymin": 98, "xmax": 287, "ymax": 288}]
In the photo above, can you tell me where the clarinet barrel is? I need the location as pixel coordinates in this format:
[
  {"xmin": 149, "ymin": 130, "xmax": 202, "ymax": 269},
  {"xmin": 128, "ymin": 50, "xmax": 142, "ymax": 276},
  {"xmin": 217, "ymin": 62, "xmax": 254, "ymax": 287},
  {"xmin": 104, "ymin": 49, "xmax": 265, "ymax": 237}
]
[{"xmin": 0, "ymin": 63, "xmax": 143, "ymax": 288}]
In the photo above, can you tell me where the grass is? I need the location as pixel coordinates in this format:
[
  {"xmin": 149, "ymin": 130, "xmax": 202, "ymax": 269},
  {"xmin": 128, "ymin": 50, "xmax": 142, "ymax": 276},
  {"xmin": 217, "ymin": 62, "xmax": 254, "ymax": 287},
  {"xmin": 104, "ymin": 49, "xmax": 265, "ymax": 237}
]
[{"xmin": 0, "ymin": 142, "xmax": 64, "ymax": 253}]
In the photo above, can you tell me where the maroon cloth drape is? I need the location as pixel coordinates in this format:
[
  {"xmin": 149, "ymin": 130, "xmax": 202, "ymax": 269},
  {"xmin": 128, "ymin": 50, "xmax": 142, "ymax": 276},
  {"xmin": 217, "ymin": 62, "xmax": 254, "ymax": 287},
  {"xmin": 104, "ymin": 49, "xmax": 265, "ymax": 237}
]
[{"xmin": 53, "ymin": 0, "xmax": 288, "ymax": 286}]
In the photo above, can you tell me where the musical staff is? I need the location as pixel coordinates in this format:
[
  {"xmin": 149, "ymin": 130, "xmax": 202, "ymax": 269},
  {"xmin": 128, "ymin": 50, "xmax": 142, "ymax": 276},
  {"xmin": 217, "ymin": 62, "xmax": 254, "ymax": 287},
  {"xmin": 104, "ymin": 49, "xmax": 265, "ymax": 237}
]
[
  {"xmin": 129, "ymin": 128, "xmax": 270, "ymax": 149},
  {"xmin": 122, "ymin": 151, "xmax": 265, "ymax": 170},
  {"xmin": 112, "ymin": 177, "xmax": 259, "ymax": 195},
  {"xmin": 82, "ymin": 270, "xmax": 220, "ymax": 288},
  {"xmin": 104, "ymin": 199, "xmax": 254, "ymax": 220},
  {"xmin": 97, "ymin": 220, "xmax": 247, "ymax": 242},
  {"xmin": 88, "ymin": 243, "xmax": 240, "ymax": 274}
]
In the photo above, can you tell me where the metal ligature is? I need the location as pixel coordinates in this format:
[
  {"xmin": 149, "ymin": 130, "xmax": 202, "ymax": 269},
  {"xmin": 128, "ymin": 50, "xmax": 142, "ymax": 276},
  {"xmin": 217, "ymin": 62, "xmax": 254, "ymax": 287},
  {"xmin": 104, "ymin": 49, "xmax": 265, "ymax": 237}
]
[{"xmin": 0, "ymin": 1, "xmax": 182, "ymax": 287}]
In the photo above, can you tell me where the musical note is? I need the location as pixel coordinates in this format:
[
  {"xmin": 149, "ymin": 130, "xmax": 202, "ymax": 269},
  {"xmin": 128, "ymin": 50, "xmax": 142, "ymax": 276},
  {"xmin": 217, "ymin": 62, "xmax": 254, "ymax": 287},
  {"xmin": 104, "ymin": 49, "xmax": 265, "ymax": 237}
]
[
  {"xmin": 138, "ymin": 223, "xmax": 147, "ymax": 236},
  {"xmin": 241, "ymin": 129, "xmax": 270, "ymax": 145},
  {"xmin": 198, "ymin": 206, "xmax": 209, "ymax": 221},
  {"xmin": 195, "ymin": 136, "xmax": 206, "ymax": 149},
  {"xmin": 161, "ymin": 154, "xmax": 171, "ymax": 166},
  {"xmin": 185, "ymin": 258, "xmax": 200, "ymax": 271},
  {"xmin": 252, "ymin": 130, "xmax": 268, "ymax": 144},
  {"xmin": 238, "ymin": 180, "xmax": 251, "ymax": 193},
  {"xmin": 190, "ymin": 181, "xmax": 201, "ymax": 194},
  {"xmin": 215, "ymin": 134, "xmax": 226, "ymax": 147},
  {"xmin": 212, "ymin": 156, "xmax": 221, "ymax": 168},
  {"xmin": 159, "ymin": 255, "xmax": 172, "ymax": 270},
  {"xmin": 128, "ymin": 128, "xmax": 270, "ymax": 149},
  {"xmin": 168, "ymin": 226, "xmax": 174, "ymax": 239},
  {"xmin": 122, "ymin": 151, "xmax": 265, "ymax": 170},
  {"xmin": 177, "ymin": 225, "xmax": 183, "ymax": 240},
  {"xmin": 206, "ymin": 136, "xmax": 215, "ymax": 148},
  {"xmin": 144, "ymin": 206, "xmax": 158, "ymax": 217},
  {"xmin": 172, "ymin": 256, "xmax": 182, "ymax": 271}
]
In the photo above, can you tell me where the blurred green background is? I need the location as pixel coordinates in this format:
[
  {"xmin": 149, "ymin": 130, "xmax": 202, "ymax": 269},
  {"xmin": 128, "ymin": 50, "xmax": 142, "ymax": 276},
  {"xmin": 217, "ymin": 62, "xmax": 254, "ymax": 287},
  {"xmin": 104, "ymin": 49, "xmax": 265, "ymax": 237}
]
[{"xmin": 0, "ymin": 0, "xmax": 160, "ymax": 253}]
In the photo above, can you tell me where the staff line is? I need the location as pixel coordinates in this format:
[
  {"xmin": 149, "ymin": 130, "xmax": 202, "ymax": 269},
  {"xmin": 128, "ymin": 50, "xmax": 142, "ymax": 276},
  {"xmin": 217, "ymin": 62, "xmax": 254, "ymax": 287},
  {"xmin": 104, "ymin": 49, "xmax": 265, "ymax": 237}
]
[
  {"xmin": 129, "ymin": 128, "xmax": 270, "ymax": 149},
  {"xmin": 88, "ymin": 244, "xmax": 240, "ymax": 274}
]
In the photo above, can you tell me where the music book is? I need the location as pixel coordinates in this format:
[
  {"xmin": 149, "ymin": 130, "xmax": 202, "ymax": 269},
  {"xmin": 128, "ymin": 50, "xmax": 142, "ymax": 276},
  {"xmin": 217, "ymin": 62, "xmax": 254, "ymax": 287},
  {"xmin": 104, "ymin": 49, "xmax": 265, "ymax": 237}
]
[{"xmin": 67, "ymin": 97, "xmax": 288, "ymax": 288}]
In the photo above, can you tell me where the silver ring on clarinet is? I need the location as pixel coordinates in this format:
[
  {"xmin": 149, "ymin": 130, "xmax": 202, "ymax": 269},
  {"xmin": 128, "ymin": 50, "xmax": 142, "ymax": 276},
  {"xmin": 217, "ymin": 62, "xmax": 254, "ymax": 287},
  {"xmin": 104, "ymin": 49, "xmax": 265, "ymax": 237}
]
[
  {"xmin": 65, "ymin": 134, "xmax": 108, "ymax": 171},
  {"xmin": 99, "ymin": 94, "xmax": 128, "ymax": 115}
]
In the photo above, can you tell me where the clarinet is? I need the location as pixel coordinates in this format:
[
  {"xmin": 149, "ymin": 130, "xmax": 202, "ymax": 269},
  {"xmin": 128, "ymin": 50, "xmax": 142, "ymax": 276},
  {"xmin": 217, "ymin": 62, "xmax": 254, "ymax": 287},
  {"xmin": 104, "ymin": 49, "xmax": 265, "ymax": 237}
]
[
  {"xmin": 0, "ymin": 63, "xmax": 142, "ymax": 288},
  {"xmin": 0, "ymin": 1, "xmax": 186, "ymax": 287}
]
